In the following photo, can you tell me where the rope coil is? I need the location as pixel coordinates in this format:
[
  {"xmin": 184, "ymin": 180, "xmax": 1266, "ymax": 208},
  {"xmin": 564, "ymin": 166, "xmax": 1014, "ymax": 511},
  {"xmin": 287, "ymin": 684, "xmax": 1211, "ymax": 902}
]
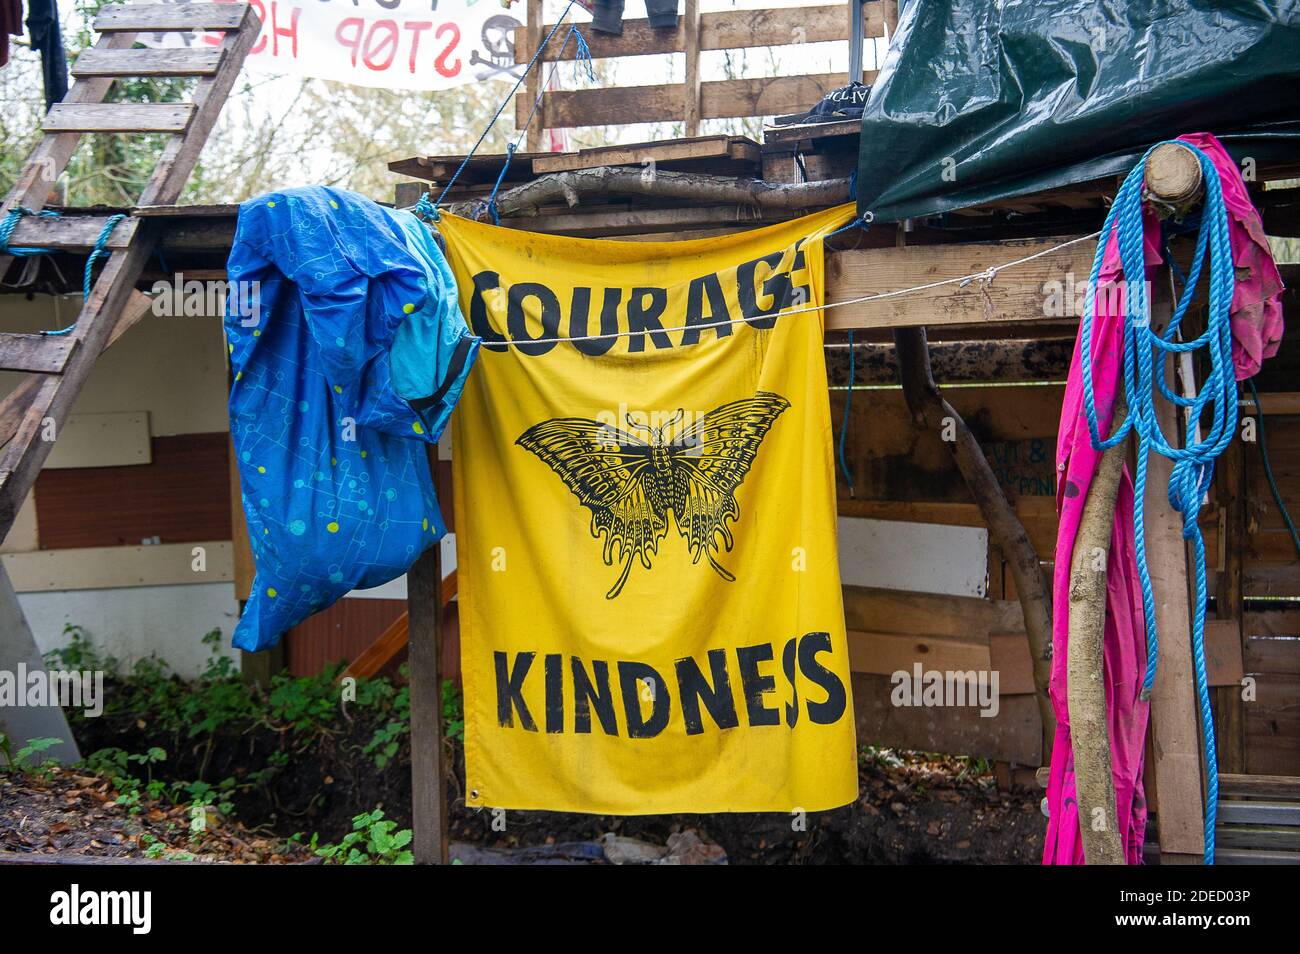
[{"xmin": 1078, "ymin": 140, "xmax": 1237, "ymax": 865}]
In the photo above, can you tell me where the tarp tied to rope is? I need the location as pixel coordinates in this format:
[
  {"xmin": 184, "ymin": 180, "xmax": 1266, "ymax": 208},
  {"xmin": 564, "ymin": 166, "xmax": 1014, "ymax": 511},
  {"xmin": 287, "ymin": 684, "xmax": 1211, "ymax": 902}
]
[
  {"xmin": 226, "ymin": 187, "xmax": 479, "ymax": 651},
  {"xmin": 1045, "ymin": 133, "xmax": 1285, "ymax": 866},
  {"xmin": 856, "ymin": 0, "xmax": 1300, "ymax": 223}
]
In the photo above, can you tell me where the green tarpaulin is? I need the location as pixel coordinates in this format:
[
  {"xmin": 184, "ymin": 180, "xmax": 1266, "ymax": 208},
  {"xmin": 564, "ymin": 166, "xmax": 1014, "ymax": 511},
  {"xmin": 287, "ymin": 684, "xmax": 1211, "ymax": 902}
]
[{"xmin": 856, "ymin": 0, "xmax": 1300, "ymax": 223}]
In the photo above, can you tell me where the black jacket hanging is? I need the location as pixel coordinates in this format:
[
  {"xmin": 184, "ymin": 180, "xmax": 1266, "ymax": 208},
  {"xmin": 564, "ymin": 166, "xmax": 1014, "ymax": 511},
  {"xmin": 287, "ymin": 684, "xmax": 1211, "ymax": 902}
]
[{"xmin": 25, "ymin": 0, "xmax": 68, "ymax": 108}]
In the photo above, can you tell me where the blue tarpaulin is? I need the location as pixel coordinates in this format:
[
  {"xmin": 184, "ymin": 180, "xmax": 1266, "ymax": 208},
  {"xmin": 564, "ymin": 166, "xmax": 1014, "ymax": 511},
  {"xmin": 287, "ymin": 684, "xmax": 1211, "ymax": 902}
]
[{"xmin": 225, "ymin": 187, "xmax": 478, "ymax": 652}]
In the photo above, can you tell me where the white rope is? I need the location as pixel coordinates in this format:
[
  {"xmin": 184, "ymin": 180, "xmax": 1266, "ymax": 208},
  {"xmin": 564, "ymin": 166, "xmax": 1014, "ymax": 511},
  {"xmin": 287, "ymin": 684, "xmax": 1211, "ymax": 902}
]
[{"xmin": 469, "ymin": 230, "xmax": 1102, "ymax": 350}]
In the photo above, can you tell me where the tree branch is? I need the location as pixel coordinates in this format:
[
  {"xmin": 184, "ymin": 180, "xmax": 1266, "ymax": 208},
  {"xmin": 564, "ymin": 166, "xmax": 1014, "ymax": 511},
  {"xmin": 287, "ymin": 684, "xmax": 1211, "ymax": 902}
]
[
  {"xmin": 1067, "ymin": 397, "xmax": 1129, "ymax": 865},
  {"xmin": 893, "ymin": 326, "xmax": 1057, "ymax": 744},
  {"xmin": 449, "ymin": 167, "xmax": 851, "ymax": 220}
]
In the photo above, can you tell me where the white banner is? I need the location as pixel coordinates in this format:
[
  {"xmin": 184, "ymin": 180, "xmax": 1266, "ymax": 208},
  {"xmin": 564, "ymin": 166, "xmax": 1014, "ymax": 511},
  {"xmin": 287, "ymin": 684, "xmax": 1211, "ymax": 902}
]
[{"xmin": 138, "ymin": 0, "xmax": 527, "ymax": 91}]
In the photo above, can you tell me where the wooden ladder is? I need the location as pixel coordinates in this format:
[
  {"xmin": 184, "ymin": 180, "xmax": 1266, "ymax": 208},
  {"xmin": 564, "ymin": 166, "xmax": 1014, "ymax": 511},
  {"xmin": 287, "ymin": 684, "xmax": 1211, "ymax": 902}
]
[{"xmin": 0, "ymin": 2, "xmax": 260, "ymax": 541}]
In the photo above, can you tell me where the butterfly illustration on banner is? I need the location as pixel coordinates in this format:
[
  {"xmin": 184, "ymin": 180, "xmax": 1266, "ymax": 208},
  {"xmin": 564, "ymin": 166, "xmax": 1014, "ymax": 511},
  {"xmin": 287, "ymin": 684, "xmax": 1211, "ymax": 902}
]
[{"xmin": 518, "ymin": 392, "xmax": 790, "ymax": 598}]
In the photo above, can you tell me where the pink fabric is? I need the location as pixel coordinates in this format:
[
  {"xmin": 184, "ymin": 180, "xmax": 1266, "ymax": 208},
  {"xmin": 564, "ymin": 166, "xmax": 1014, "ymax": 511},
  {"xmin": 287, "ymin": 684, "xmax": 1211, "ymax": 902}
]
[
  {"xmin": 1042, "ymin": 132, "xmax": 1286, "ymax": 865},
  {"xmin": 1175, "ymin": 133, "xmax": 1285, "ymax": 381}
]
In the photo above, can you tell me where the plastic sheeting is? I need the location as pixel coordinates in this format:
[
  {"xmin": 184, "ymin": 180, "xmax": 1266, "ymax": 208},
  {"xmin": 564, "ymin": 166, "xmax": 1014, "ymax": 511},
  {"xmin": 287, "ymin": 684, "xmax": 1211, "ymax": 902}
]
[
  {"xmin": 225, "ymin": 187, "xmax": 478, "ymax": 652},
  {"xmin": 856, "ymin": 0, "xmax": 1300, "ymax": 223}
]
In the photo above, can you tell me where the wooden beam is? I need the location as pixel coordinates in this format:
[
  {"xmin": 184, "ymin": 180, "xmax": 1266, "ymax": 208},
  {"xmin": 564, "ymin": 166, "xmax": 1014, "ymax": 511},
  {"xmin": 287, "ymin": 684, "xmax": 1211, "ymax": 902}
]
[
  {"xmin": 409, "ymin": 482, "xmax": 448, "ymax": 864},
  {"xmin": 682, "ymin": 0, "xmax": 702, "ymax": 137},
  {"xmin": 71, "ymin": 46, "xmax": 225, "ymax": 78},
  {"xmin": 825, "ymin": 336, "xmax": 1074, "ymax": 386},
  {"xmin": 524, "ymin": 72, "xmax": 861, "ymax": 129},
  {"xmin": 43, "ymin": 103, "xmax": 196, "ymax": 134},
  {"xmin": 93, "ymin": 2, "xmax": 249, "ymax": 31},
  {"xmin": 4, "ymin": 213, "xmax": 138, "ymax": 251},
  {"xmin": 826, "ymin": 237, "xmax": 1096, "ymax": 331},
  {"xmin": 0, "ymin": 334, "xmax": 77, "ymax": 374},
  {"xmin": 517, "ymin": 4, "xmax": 884, "ymax": 62},
  {"xmin": 523, "ymin": 0, "xmax": 544, "ymax": 153},
  {"xmin": 1145, "ymin": 271, "xmax": 1207, "ymax": 864}
]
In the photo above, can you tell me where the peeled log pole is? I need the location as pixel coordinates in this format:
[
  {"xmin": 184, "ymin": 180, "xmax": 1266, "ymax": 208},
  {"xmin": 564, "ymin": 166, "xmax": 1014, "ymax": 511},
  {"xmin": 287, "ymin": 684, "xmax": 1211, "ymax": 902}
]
[
  {"xmin": 450, "ymin": 166, "xmax": 851, "ymax": 219},
  {"xmin": 1067, "ymin": 399, "xmax": 1128, "ymax": 865},
  {"xmin": 893, "ymin": 327, "xmax": 1056, "ymax": 742}
]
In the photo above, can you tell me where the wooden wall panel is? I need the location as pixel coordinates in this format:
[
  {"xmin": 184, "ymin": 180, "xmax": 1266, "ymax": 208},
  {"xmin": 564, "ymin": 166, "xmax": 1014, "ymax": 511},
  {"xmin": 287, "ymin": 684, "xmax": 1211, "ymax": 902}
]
[
  {"xmin": 33, "ymin": 432, "xmax": 232, "ymax": 549},
  {"xmin": 284, "ymin": 597, "xmax": 409, "ymax": 677}
]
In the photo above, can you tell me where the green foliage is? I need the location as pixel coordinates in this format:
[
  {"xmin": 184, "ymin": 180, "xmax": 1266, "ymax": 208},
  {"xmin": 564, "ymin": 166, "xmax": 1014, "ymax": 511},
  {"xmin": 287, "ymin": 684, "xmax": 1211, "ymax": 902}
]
[
  {"xmin": 442, "ymin": 678, "xmax": 465, "ymax": 742},
  {"xmin": 0, "ymin": 734, "xmax": 64, "ymax": 773},
  {"xmin": 314, "ymin": 809, "xmax": 414, "ymax": 865}
]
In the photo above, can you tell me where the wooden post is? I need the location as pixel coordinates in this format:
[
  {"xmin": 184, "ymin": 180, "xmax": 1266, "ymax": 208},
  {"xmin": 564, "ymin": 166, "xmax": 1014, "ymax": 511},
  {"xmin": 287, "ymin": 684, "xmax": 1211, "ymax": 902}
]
[
  {"xmin": 524, "ymin": 0, "xmax": 545, "ymax": 153},
  {"xmin": 1145, "ymin": 269, "xmax": 1206, "ymax": 864},
  {"xmin": 409, "ymin": 447, "xmax": 448, "ymax": 864},
  {"xmin": 1214, "ymin": 435, "xmax": 1246, "ymax": 774},
  {"xmin": 1067, "ymin": 396, "xmax": 1128, "ymax": 864},
  {"xmin": 682, "ymin": 0, "xmax": 701, "ymax": 137}
]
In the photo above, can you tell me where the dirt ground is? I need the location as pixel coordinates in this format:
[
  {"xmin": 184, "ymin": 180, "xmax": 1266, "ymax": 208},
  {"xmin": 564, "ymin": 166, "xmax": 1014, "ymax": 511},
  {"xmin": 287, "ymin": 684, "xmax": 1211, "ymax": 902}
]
[
  {"xmin": 5, "ymin": 734, "xmax": 1045, "ymax": 863},
  {"xmin": 0, "ymin": 767, "xmax": 314, "ymax": 863}
]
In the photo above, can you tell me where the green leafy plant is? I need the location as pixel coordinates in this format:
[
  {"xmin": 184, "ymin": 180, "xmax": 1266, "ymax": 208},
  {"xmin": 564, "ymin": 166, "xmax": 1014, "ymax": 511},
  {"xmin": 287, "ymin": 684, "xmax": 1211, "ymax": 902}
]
[
  {"xmin": 314, "ymin": 810, "xmax": 414, "ymax": 865},
  {"xmin": 0, "ymin": 736, "xmax": 64, "ymax": 775}
]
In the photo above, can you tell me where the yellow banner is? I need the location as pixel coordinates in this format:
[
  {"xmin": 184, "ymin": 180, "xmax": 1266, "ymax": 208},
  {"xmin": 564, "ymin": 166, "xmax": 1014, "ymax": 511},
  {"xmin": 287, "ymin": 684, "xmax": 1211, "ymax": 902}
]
[{"xmin": 441, "ymin": 204, "xmax": 859, "ymax": 814}]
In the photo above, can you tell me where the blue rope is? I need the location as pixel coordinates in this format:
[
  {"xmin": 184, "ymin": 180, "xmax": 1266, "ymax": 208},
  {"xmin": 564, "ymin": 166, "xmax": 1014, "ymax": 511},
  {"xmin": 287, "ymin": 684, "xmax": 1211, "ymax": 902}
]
[
  {"xmin": 417, "ymin": 1, "xmax": 586, "ymax": 222},
  {"xmin": 1078, "ymin": 141, "xmax": 1236, "ymax": 865},
  {"xmin": 1, "ymin": 207, "xmax": 127, "ymax": 335},
  {"xmin": 0, "ymin": 207, "xmax": 62, "ymax": 256}
]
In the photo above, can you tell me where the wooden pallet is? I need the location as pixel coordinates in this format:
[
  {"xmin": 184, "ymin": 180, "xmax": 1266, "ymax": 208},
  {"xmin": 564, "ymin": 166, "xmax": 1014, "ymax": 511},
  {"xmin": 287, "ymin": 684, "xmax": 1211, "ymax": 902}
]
[{"xmin": 0, "ymin": 3, "xmax": 260, "ymax": 541}]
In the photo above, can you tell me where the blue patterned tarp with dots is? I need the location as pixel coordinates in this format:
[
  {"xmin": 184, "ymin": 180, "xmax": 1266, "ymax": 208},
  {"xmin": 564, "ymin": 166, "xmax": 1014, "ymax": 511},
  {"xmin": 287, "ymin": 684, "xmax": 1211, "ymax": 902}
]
[{"xmin": 225, "ymin": 186, "xmax": 478, "ymax": 652}]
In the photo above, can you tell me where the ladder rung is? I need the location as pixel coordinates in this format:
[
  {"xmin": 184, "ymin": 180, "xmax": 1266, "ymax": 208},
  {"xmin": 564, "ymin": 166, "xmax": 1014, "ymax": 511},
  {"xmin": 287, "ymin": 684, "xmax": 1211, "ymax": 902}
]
[
  {"xmin": 4, "ymin": 214, "xmax": 137, "ymax": 252},
  {"xmin": 72, "ymin": 47, "xmax": 225, "ymax": 79},
  {"xmin": 1219, "ymin": 800, "xmax": 1300, "ymax": 827},
  {"xmin": 94, "ymin": 3, "xmax": 251, "ymax": 32},
  {"xmin": 0, "ymin": 334, "xmax": 79, "ymax": 374},
  {"xmin": 43, "ymin": 103, "xmax": 196, "ymax": 134}
]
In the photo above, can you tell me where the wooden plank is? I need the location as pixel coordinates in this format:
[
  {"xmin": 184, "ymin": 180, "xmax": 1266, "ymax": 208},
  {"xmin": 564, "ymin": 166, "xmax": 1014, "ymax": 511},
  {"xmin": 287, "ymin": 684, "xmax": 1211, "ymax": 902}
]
[
  {"xmin": 531, "ymin": 135, "xmax": 761, "ymax": 175},
  {"xmin": 825, "ymin": 237, "xmax": 1096, "ymax": 331},
  {"xmin": 0, "ymin": 334, "xmax": 77, "ymax": 374},
  {"xmin": 846, "ymin": 628, "xmax": 989, "ymax": 679},
  {"xmin": 4, "ymin": 213, "xmax": 138, "ymax": 251},
  {"xmin": 989, "ymin": 632, "xmax": 1037, "ymax": 695},
  {"xmin": 1246, "ymin": 675, "xmax": 1300, "ymax": 777},
  {"xmin": 1216, "ymin": 847, "xmax": 1300, "ymax": 864},
  {"xmin": 1, "ymin": 540, "xmax": 233, "ymax": 591},
  {"xmin": 1218, "ymin": 800, "xmax": 1300, "ymax": 826},
  {"xmin": 494, "ymin": 203, "xmax": 788, "ymax": 238},
  {"xmin": 852, "ymin": 672, "xmax": 1042, "ymax": 764},
  {"xmin": 43, "ymin": 103, "xmax": 196, "ymax": 134},
  {"xmin": 1217, "ymin": 825, "xmax": 1300, "ymax": 851},
  {"xmin": 842, "ymin": 584, "xmax": 1024, "ymax": 639},
  {"xmin": 408, "ymin": 512, "xmax": 448, "ymax": 864},
  {"xmin": 764, "ymin": 118, "xmax": 863, "ymax": 145},
  {"xmin": 1145, "ymin": 275, "xmax": 1207, "ymax": 862},
  {"xmin": 523, "ymin": 0, "xmax": 543, "ymax": 154},
  {"xmin": 1220, "ymin": 773, "xmax": 1300, "ymax": 800},
  {"xmin": 342, "ymin": 611, "xmax": 410, "ymax": 681},
  {"xmin": 72, "ymin": 46, "xmax": 225, "ymax": 78},
  {"xmin": 519, "ymin": 4, "xmax": 884, "ymax": 62},
  {"xmin": 682, "ymin": 0, "xmax": 702, "ymax": 137},
  {"xmin": 524, "ymin": 72, "xmax": 858, "ymax": 129},
  {"xmin": 94, "ymin": 2, "xmax": 249, "ymax": 32},
  {"xmin": 1204, "ymin": 618, "xmax": 1245, "ymax": 688}
]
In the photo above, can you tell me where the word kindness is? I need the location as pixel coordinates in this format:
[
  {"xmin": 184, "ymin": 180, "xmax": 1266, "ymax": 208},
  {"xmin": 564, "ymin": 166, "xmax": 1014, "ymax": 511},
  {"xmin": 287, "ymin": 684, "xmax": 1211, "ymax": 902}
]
[
  {"xmin": 494, "ymin": 632, "xmax": 849, "ymax": 738},
  {"xmin": 467, "ymin": 239, "xmax": 816, "ymax": 355}
]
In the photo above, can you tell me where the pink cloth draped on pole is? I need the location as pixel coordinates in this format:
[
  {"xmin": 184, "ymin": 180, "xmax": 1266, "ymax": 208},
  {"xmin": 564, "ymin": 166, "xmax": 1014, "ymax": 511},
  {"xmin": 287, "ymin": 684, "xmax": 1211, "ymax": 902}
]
[{"xmin": 1042, "ymin": 132, "xmax": 1285, "ymax": 865}]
